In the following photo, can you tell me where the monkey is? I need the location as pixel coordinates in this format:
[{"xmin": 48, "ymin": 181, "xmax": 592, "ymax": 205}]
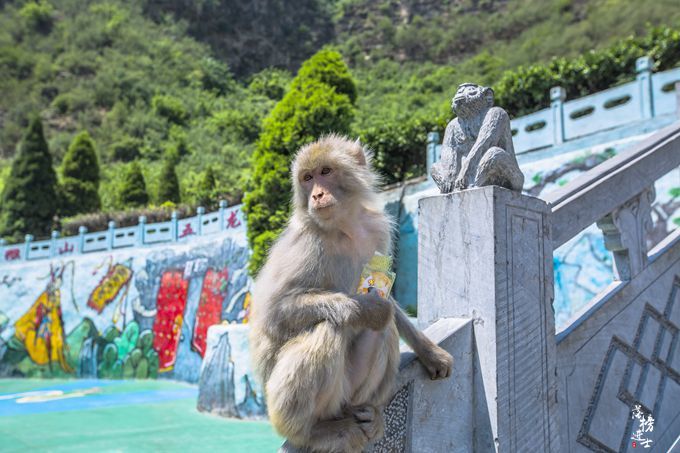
[
  {"xmin": 431, "ymin": 83, "xmax": 524, "ymax": 193},
  {"xmin": 249, "ymin": 135, "xmax": 454, "ymax": 453}
]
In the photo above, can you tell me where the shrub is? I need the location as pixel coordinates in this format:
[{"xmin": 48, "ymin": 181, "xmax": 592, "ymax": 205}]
[
  {"xmin": 60, "ymin": 130, "xmax": 102, "ymax": 216},
  {"xmin": 152, "ymin": 95, "xmax": 188, "ymax": 125},
  {"xmin": 157, "ymin": 151, "xmax": 180, "ymax": 204}
]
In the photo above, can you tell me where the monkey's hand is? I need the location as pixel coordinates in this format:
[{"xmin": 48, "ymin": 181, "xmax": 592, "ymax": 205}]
[
  {"xmin": 352, "ymin": 290, "xmax": 394, "ymax": 331},
  {"xmin": 418, "ymin": 342, "xmax": 453, "ymax": 380}
]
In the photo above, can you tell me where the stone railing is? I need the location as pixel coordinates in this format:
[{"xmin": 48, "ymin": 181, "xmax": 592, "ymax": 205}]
[
  {"xmin": 547, "ymin": 122, "xmax": 680, "ymax": 451},
  {"xmin": 375, "ymin": 122, "xmax": 679, "ymax": 451},
  {"xmin": 0, "ymin": 201, "xmax": 245, "ymax": 264},
  {"xmin": 426, "ymin": 56, "xmax": 680, "ymax": 171}
]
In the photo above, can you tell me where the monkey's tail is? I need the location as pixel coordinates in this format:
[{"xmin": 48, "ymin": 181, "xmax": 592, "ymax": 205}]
[{"xmin": 266, "ymin": 322, "xmax": 349, "ymax": 445}]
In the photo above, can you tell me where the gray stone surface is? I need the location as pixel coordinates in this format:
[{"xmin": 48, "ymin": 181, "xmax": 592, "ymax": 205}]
[
  {"xmin": 418, "ymin": 186, "xmax": 561, "ymax": 452},
  {"xmin": 556, "ymin": 230, "xmax": 680, "ymax": 452},
  {"xmin": 430, "ymin": 83, "xmax": 524, "ymax": 193}
]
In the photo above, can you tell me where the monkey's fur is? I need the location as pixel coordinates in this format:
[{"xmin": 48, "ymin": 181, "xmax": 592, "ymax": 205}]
[{"xmin": 249, "ymin": 135, "xmax": 454, "ymax": 452}]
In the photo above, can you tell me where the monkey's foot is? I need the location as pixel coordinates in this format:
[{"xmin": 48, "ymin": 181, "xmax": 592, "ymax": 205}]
[{"xmin": 352, "ymin": 405, "xmax": 385, "ymax": 442}]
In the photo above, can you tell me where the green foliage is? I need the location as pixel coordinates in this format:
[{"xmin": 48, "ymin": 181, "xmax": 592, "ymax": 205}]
[
  {"xmin": 0, "ymin": 116, "xmax": 59, "ymax": 241},
  {"xmin": 60, "ymin": 131, "xmax": 101, "ymax": 216},
  {"xmin": 495, "ymin": 25, "xmax": 680, "ymax": 115},
  {"xmin": 19, "ymin": 1, "xmax": 55, "ymax": 33},
  {"xmin": 158, "ymin": 151, "xmax": 181, "ymax": 204},
  {"xmin": 248, "ymin": 68, "xmax": 292, "ymax": 100},
  {"xmin": 152, "ymin": 95, "xmax": 188, "ymax": 125},
  {"xmin": 195, "ymin": 167, "xmax": 217, "ymax": 207},
  {"xmin": 118, "ymin": 162, "xmax": 149, "ymax": 208},
  {"xmin": 244, "ymin": 49, "xmax": 357, "ymax": 275}
]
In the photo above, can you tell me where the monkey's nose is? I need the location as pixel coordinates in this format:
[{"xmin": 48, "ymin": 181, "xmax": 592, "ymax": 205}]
[{"xmin": 312, "ymin": 191, "xmax": 324, "ymax": 201}]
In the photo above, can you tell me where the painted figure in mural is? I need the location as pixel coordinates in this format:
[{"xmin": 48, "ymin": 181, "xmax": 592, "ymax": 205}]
[
  {"xmin": 431, "ymin": 83, "xmax": 524, "ymax": 193},
  {"xmin": 88, "ymin": 256, "xmax": 133, "ymax": 317},
  {"xmin": 249, "ymin": 135, "xmax": 453, "ymax": 452},
  {"xmin": 13, "ymin": 262, "xmax": 75, "ymax": 372}
]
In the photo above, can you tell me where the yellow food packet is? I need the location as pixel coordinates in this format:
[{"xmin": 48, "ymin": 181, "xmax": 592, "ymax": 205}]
[{"xmin": 356, "ymin": 253, "xmax": 396, "ymax": 299}]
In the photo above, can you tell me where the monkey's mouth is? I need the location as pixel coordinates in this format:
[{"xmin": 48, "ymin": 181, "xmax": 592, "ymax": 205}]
[{"xmin": 312, "ymin": 202, "xmax": 336, "ymax": 212}]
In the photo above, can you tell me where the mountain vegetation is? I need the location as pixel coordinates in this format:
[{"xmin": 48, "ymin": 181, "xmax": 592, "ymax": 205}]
[{"xmin": 1, "ymin": 0, "xmax": 680, "ymax": 245}]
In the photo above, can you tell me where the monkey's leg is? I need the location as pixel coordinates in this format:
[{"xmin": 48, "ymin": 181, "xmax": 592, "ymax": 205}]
[
  {"xmin": 474, "ymin": 146, "xmax": 524, "ymax": 191},
  {"xmin": 267, "ymin": 322, "xmax": 379, "ymax": 452}
]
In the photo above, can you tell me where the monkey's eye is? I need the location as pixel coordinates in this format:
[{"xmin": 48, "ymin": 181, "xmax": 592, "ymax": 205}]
[
  {"xmin": 321, "ymin": 167, "xmax": 332, "ymax": 175},
  {"xmin": 303, "ymin": 174, "xmax": 312, "ymax": 182}
]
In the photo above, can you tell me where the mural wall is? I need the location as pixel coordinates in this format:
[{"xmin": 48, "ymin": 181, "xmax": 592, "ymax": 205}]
[{"xmin": 0, "ymin": 228, "xmax": 252, "ymax": 384}]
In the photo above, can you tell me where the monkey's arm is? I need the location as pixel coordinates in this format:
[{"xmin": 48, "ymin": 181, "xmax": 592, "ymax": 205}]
[
  {"xmin": 392, "ymin": 300, "xmax": 453, "ymax": 380},
  {"xmin": 456, "ymin": 107, "xmax": 509, "ymax": 189},
  {"xmin": 277, "ymin": 290, "xmax": 394, "ymax": 332},
  {"xmin": 431, "ymin": 121, "xmax": 459, "ymax": 193}
]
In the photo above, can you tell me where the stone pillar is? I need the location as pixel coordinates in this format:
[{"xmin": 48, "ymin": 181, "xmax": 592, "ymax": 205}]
[
  {"xmin": 50, "ymin": 231, "xmax": 59, "ymax": 257},
  {"xmin": 24, "ymin": 234, "xmax": 33, "ymax": 260},
  {"xmin": 418, "ymin": 186, "xmax": 561, "ymax": 452},
  {"xmin": 550, "ymin": 86, "xmax": 566, "ymax": 145},
  {"xmin": 636, "ymin": 56, "xmax": 654, "ymax": 119},
  {"xmin": 107, "ymin": 221, "xmax": 116, "ymax": 250},
  {"xmin": 137, "ymin": 216, "xmax": 146, "ymax": 246},
  {"xmin": 77, "ymin": 226, "xmax": 87, "ymax": 254},
  {"xmin": 426, "ymin": 131, "xmax": 440, "ymax": 180},
  {"xmin": 197, "ymin": 207, "xmax": 205, "ymax": 236},
  {"xmin": 171, "ymin": 211, "xmax": 179, "ymax": 242}
]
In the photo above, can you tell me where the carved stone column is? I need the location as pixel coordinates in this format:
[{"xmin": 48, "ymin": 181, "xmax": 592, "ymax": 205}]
[
  {"xmin": 596, "ymin": 186, "xmax": 655, "ymax": 281},
  {"xmin": 418, "ymin": 186, "xmax": 562, "ymax": 452}
]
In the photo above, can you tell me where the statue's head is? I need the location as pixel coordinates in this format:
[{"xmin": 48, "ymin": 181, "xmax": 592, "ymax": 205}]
[{"xmin": 451, "ymin": 83, "xmax": 494, "ymax": 118}]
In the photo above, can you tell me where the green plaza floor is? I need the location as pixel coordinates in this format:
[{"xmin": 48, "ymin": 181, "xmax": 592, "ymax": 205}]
[{"xmin": 0, "ymin": 378, "xmax": 283, "ymax": 452}]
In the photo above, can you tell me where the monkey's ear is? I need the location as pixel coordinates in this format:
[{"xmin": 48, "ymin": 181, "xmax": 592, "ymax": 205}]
[
  {"xmin": 484, "ymin": 87, "xmax": 495, "ymax": 107},
  {"xmin": 349, "ymin": 140, "xmax": 367, "ymax": 166}
]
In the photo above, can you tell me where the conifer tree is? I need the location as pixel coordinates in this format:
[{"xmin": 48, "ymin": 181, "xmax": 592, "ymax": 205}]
[
  {"xmin": 60, "ymin": 131, "xmax": 101, "ymax": 216},
  {"xmin": 0, "ymin": 116, "xmax": 58, "ymax": 241},
  {"xmin": 119, "ymin": 161, "xmax": 149, "ymax": 208},
  {"xmin": 243, "ymin": 49, "xmax": 356, "ymax": 274},
  {"xmin": 158, "ymin": 151, "xmax": 180, "ymax": 204},
  {"xmin": 196, "ymin": 166, "xmax": 216, "ymax": 207}
]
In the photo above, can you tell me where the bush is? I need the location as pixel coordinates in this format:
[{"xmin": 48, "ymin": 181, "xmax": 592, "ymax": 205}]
[
  {"xmin": 157, "ymin": 151, "xmax": 180, "ymax": 204},
  {"xmin": 19, "ymin": 1, "xmax": 55, "ymax": 34},
  {"xmin": 152, "ymin": 95, "xmax": 188, "ymax": 125},
  {"xmin": 243, "ymin": 49, "xmax": 357, "ymax": 275}
]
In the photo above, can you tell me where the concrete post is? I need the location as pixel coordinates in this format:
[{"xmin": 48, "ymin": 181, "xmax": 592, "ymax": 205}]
[
  {"xmin": 107, "ymin": 221, "xmax": 116, "ymax": 250},
  {"xmin": 426, "ymin": 131, "xmax": 440, "ymax": 179},
  {"xmin": 418, "ymin": 186, "xmax": 561, "ymax": 452},
  {"xmin": 218, "ymin": 200, "xmax": 228, "ymax": 231},
  {"xmin": 50, "ymin": 230, "xmax": 59, "ymax": 257},
  {"xmin": 636, "ymin": 56, "xmax": 654, "ymax": 119},
  {"xmin": 24, "ymin": 234, "xmax": 33, "ymax": 260},
  {"xmin": 171, "ymin": 211, "xmax": 179, "ymax": 242},
  {"xmin": 550, "ymin": 86, "xmax": 566, "ymax": 145},
  {"xmin": 197, "ymin": 207, "xmax": 205, "ymax": 236},
  {"xmin": 77, "ymin": 226, "xmax": 87, "ymax": 254},
  {"xmin": 676, "ymin": 81, "xmax": 680, "ymax": 119},
  {"xmin": 137, "ymin": 216, "xmax": 146, "ymax": 246}
]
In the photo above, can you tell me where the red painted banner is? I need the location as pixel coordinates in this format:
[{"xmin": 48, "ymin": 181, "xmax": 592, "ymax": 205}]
[
  {"xmin": 192, "ymin": 268, "xmax": 228, "ymax": 357},
  {"xmin": 152, "ymin": 270, "xmax": 189, "ymax": 371}
]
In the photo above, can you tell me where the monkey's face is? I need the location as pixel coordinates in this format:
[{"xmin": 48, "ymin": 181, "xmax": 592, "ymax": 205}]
[
  {"xmin": 299, "ymin": 164, "xmax": 343, "ymax": 221},
  {"xmin": 292, "ymin": 135, "xmax": 374, "ymax": 228},
  {"xmin": 451, "ymin": 83, "xmax": 493, "ymax": 118}
]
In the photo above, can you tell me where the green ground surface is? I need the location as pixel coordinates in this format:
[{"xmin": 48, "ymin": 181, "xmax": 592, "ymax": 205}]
[{"xmin": 0, "ymin": 379, "xmax": 282, "ymax": 452}]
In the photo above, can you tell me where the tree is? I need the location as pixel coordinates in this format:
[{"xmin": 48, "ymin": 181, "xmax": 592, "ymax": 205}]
[
  {"xmin": 0, "ymin": 116, "xmax": 59, "ymax": 241},
  {"xmin": 60, "ymin": 131, "xmax": 101, "ymax": 216},
  {"xmin": 243, "ymin": 49, "xmax": 357, "ymax": 274},
  {"xmin": 196, "ymin": 166, "xmax": 216, "ymax": 207},
  {"xmin": 158, "ymin": 151, "xmax": 180, "ymax": 204},
  {"xmin": 118, "ymin": 162, "xmax": 149, "ymax": 208}
]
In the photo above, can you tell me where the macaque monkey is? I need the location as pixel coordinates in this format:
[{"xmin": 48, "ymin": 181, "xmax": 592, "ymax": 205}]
[{"xmin": 249, "ymin": 135, "xmax": 454, "ymax": 452}]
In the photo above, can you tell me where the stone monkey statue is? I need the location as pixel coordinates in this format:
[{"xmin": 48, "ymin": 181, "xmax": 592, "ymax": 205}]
[
  {"xmin": 249, "ymin": 135, "xmax": 453, "ymax": 453},
  {"xmin": 431, "ymin": 83, "xmax": 524, "ymax": 193}
]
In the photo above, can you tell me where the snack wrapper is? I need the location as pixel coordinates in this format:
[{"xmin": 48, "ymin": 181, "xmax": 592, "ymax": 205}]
[{"xmin": 356, "ymin": 253, "xmax": 396, "ymax": 299}]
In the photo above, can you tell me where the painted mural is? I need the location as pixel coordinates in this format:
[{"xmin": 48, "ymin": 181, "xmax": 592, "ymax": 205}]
[{"xmin": 0, "ymin": 229, "xmax": 253, "ymax": 384}]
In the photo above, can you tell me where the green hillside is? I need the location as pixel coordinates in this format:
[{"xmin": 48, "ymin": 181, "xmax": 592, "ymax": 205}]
[{"xmin": 1, "ymin": 0, "xmax": 680, "ymax": 239}]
